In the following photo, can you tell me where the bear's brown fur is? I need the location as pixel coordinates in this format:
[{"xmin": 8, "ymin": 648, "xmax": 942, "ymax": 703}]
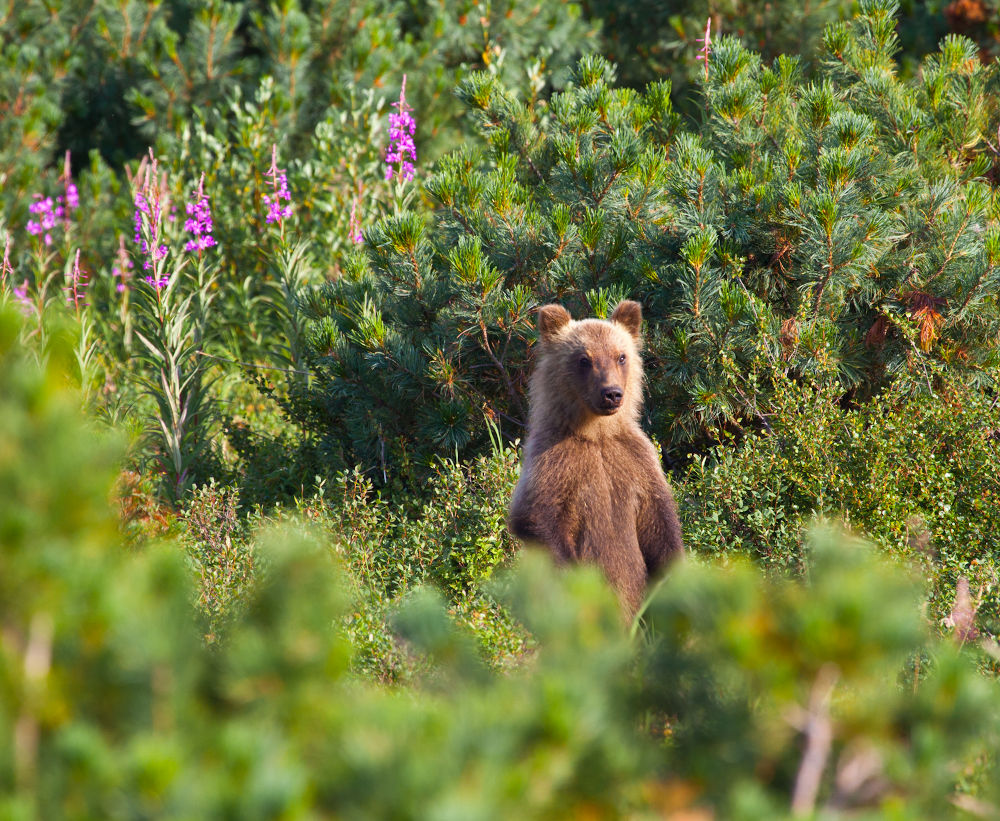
[{"xmin": 508, "ymin": 300, "xmax": 684, "ymax": 618}]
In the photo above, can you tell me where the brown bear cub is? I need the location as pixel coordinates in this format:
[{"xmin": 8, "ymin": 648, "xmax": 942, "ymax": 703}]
[{"xmin": 508, "ymin": 300, "xmax": 684, "ymax": 619}]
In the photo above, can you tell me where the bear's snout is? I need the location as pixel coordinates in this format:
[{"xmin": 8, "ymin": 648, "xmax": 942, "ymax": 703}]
[{"xmin": 599, "ymin": 386, "xmax": 624, "ymax": 411}]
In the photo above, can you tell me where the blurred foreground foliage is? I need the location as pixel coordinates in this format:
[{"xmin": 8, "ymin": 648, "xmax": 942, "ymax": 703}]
[{"xmin": 3, "ymin": 299, "xmax": 1000, "ymax": 819}]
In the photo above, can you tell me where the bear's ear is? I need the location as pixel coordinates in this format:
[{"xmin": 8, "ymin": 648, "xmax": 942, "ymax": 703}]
[
  {"xmin": 537, "ymin": 304, "xmax": 571, "ymax": 342},
  {"xmin": 610, "ymin": 300, "xmax": 642, "ymax": 340}
]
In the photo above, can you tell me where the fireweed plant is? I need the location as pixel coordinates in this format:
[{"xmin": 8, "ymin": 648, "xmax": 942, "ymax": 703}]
[
  {"xmin": 0, "ymin": 236, "xmax": 34, "ymax": 325},
  {"xmin": 259, "ymin": 144, "xmax": 310, "ymax": 371},
  {"xmin": 263, "ymin": 145, "xmax": 293, "ymax": 236},
  {"xmin": 349, "ymin": 197, "xmax": 363, "ymax": 245},
  {"xmin": 66, "ymin": 249, "xmax": 100, "ymax": 400},
  {"xmin": 13, "ymin": 152, "xmax": 83, "ymax": 330},
  {"xmin": 385, "ymin": 75, "xmax": 418, "ymax": 212},
  {"xmin": 130, "ymin": 150, "xmax": 220, "ymax": 500},
  {"xmin": 111, "ymin": 235, "xmax": 136, "ymax": 353},
  {"xmin": 385, "ymin": 75, "xmax": 417, "ymax": 183},
  {"xmin": 0, "ymin": 235, "xmax": 12, "ymax": 290}
]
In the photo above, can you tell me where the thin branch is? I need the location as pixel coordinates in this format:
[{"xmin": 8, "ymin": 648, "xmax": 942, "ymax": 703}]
[
  {"xmin": 478, "ymin": 317, "xmax": 525, "ymax": 416},
  {"xmin": 791, "ymin": 663, "xmax": 840, "ymax": 817}
]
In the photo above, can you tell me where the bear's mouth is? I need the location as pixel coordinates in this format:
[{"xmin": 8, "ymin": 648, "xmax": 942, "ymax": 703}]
[{"xmin": 596, "ymin": 398, "xmax": 623, "ymax": 414}]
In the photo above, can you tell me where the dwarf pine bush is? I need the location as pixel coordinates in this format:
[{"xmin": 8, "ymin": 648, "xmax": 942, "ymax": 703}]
[{"xmin": 288, "ymin": 0, "xmax": 999, "ymax": 483}]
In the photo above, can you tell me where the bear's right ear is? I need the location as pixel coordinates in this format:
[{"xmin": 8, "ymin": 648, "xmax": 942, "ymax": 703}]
[{"xmin": 537, "ymin": 304, "xmax": 571, "ymax": 342}]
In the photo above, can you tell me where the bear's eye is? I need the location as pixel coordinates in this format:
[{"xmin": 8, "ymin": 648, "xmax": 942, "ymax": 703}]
[
  {"xmin": 578, "ymin": 356, "xmax": 591, "ymax": 370},
  {"xmin": 618, "ymin": 353, "xmax": 627, "ymax": 365}
]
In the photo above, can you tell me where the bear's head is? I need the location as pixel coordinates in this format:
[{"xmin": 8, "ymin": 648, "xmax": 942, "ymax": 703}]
[{"xmin": 532, "ymin": 300, "xmax": 644, "ymax": 427}]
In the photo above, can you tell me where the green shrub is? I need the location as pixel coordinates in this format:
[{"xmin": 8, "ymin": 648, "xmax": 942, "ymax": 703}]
[
  {"xmin": 1, "ymin": 0, "xmax": 599, "ymax": 206},
  {"xmin": 584, "ymin": 0, "xmax": 959, "ymax": 106},
  {"xmin": 640, "ymin": 527, "xmax": 1000, "ymax": 818},
  {"xmin": 178, "ymin": 438, "xmax": 525, "ymax": 680},
  {"xmin": 680, "ymin": 372, "xmax": 1000, "ymax": 634},
  {"xmin": 313, "ymin": 444, "xmax": 526, "ymax": 680}
]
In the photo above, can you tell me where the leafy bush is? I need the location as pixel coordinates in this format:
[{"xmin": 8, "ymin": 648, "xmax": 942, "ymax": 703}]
[
  {"xmin": 680, "ymin": 372, "xmax": 1000, "ymax": 636},
  {"xmin": 300, "ymin": 443, "xmax": 526, "ymax": 680},
  {"xmin": 181, "ymin": 480, "xmax": 257, "ymax": 639},
  {"xmin": 178, "ymin": 434, "xmax": 524, "ymax": 679},
  {"xmin": 1, "ymin": 0, "xmax": 598, "ymax": 205},
  {"xmin": 2, "ymin": 0, "xmax": 601, "ymax": 431},
  {"xmin": 585, "ymin": 0, "xmax": 959, "ymax": 103}
]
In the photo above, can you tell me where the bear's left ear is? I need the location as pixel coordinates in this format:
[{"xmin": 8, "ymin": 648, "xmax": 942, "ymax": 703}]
[
  {"xmin": 538, "ymin": 304, "xmax": 572, "ymax": 342},
  {"xmin": 610, "ymin": 300, "xmax": 642, "ymax": 340}
]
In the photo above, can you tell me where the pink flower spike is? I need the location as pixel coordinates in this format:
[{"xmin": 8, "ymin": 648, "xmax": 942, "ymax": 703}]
[
  {"xmin": 184, "ymin": 173, "xmax": 217, "ymax": 253},
  {"xmin": 13, "ymin": 280, "xmax": 32, "ymax": 316},
  {"xmin": 66, "ymin": 248, "xmax": 89, "ymax": 310},
  {"xmin": 114, "ymin": 234, "xmax": 133, "ymax": 296},
  {"xmin": 27, "ymin": 195, "xmax": 61, "ymax": 243},
  {"xmin": 132, "ymin": 150, "xmax": 172, "ymax": 272},
  {"xmin": 263, "ymin": 144, "xmax": 293, "ymax": 225},
  {"xmin": 697, "ymin": 17, "xmax": 712, "ymax": 80},
  {"xmin": 1, "ymin": 235, "xmax": 12, "ymax": 289},
  {"xmin": 61, "ymin": 151, "xmax": 79, "ymax": 215},
  {"xmin": 385, "ymin": 74, "xmax": 417, "ymax": 183},
  {"xmin": 350, "ymin": 197, "xmax": 364, "ymax": 244}
]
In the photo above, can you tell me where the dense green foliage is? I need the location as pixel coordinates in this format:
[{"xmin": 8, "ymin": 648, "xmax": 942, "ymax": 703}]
[
  {"xmin": 2, "ymin": 309, "xmax": 999, "ymax": 817},
  {"xmin": 3, "ymin": 0, "xmax": 1000, "ymax": 815},
  {"xmin": 583, "ymin": 0, "xmax": 960, "ymax": 102},
  {"xmin": 683, "ymin": 372, "xmax": 1000, "ymax": 627},
  {"xmin": 181, "ymin": 446, "xmax": 525, "ymax": 679},
  {"xmin": 2, "ymin": 0, "xmax": 597, "ymax": 171},
  {"xmin": 291, "ymin": 3, "xmax": 1000, "ymax": 480}
]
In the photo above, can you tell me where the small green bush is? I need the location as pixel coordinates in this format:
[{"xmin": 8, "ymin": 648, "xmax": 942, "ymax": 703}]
[
  {"xmin": 179, "ymin": 439, "xmax": 525, "ymax": 680},
  {"xmin": 640, "ymin": 527, "xmax": 1000, "ymax": 818},
  {"xmin": 314, "ymin": 445, "xmax": 526, "ymax": 680},
  {"xmin": 681, "ymin": 372, "xmax": 1000, "ymax": 633}
]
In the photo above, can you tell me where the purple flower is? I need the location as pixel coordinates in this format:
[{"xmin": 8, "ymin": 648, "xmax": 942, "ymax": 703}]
[
  {"xmin": 184, "ymin": 174, "xmax": 217, "ymax": 253},
  {"xmin": 12, "ymin": 280, "xmax": 32, "ymax": 316},
  {"xmin": 2, "ymin": 236, "xmax": 31, "ymax": 315},
  {"xmin": 1, "ymin": 236, "xmax": 13, "ymax": 289},
  {"xmin": 263, "ymin": 145, "xmax": 293, "ymax": 225},
  {"xmin": 113, "ymin": 235, "xmax": 133, "ymax": 294},
  {"xmin": 349, "ymin": 197, "xmax": 363, "ymax": 244},
  {"xmin": 24, "ymin": 155, "xmax": 79, "ymax": 246},
  {"xmin": 61, "ymin": 151, "xmax": 79, "ymax": 213},
  {"xmin": 132, "ymin": 150, "xmax": 170, "ymax": 273},
  {"xmin": 385, "ymin": 75, "xmax": 417, "ymax": 182},
  {"xmin": 27, "ymin": 196, "xmax": 56, "ymax": 245},
  {"xmin": 144, "ymin": 274, "xmax": 170, "ymax": 289}
]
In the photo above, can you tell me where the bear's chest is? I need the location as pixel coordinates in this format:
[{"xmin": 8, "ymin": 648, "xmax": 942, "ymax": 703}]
[{"xmin": 542, "ymin": 436, "xmax": 643, "ymax": 506}]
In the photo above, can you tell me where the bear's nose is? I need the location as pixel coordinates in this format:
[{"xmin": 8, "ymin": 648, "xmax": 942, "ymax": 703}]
[{"xmin": 601, "ymin": 387, "xmax": 623, "ymax": 407}]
